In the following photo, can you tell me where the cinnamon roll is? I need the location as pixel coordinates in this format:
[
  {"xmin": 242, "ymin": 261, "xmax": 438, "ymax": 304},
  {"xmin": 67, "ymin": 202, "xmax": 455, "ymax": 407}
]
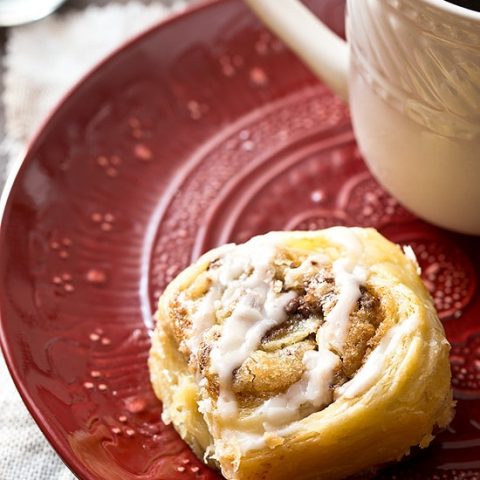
[{"xmin": 149, "ymin": 227, "xmax": 454, "ymax": 480}]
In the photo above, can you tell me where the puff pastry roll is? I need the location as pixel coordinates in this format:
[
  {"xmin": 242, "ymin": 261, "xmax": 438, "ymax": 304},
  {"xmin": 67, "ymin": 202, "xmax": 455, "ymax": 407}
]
[{"xmin": 149, "ymin": 227, "xmax": 454, "ymax": 480}]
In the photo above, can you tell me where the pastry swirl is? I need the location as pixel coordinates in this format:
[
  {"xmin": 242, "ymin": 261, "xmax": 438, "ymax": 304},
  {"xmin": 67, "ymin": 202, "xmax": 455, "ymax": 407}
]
[{"xmin": 149, "ymin": 227, "xmax": 454, "ymax": 480}]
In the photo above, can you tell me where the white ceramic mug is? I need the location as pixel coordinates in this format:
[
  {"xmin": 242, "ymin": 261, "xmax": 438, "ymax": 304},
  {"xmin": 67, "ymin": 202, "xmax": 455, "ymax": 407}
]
[{"xmin": 245, "ymin": 0, "xmax": 480, "ymax": 235}]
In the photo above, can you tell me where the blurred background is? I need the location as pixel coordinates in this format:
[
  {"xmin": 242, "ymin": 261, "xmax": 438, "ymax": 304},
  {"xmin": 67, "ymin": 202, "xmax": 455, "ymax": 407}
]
[{"xmin": 0, "ymin": 1, "xmax": 194, "ymax": 478}]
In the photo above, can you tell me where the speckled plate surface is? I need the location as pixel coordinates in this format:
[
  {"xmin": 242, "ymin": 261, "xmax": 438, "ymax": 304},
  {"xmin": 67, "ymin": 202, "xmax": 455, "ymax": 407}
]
[{"xmin": 0, "ymin": 0, "xmax": 479, "ymax": 479}]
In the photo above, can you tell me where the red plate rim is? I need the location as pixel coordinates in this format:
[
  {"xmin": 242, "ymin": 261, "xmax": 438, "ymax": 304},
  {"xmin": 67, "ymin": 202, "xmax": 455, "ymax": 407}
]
[{"xmin": 0, "ymin": 1, "xmax": 225, "ymax": 478}]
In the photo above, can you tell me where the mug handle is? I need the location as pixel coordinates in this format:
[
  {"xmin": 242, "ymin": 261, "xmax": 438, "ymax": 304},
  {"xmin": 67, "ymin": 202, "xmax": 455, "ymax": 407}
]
[{"xmin": 244, "ymin": 0, "xmax": 349, "ymax": 101}]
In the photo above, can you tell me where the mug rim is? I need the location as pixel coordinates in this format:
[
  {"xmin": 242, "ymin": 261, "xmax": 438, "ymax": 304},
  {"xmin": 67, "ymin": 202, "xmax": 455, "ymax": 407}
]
[{"xmin": 422, "ymin": 0, "xmax": 480, "ymax": 21}]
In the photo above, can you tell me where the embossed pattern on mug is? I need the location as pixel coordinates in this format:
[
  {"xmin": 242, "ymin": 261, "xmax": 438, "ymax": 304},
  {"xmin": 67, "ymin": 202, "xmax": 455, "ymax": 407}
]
[{"xmin": 349, "ymin": 0, "xmax": 480, "ymax": 139}]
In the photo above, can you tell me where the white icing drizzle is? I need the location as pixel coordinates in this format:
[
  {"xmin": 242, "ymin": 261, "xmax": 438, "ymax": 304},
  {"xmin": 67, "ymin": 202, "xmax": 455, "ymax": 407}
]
[
  {"xmin": 317, "ymin": 227, "xmax": 367, "ymax": 353},
  {"xmin": 324, "ymin": 226, "xmax": 363, "ymax": 255},
  {"xmin": 317, "ymin": 259, "xmax": 367, "ymax": 354},
  {"xmin": 186, "ymin": 288, "xmax": 219, "ymax": 354},
  {"xmin": 252, "ymin": 348, "xmax": 340, "ymax": 427},
  {"xmin": 185, "ymin": 244, "xmax": 236, "ymax": 355},
  {"xmin": 199, "ymin": 235, "xmax": 296, "ymax": 418}
]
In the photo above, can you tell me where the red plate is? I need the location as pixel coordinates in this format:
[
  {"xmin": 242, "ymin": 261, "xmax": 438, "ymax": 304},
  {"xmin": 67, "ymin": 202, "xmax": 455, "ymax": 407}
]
[{"xmin": 1, "ymin": 0, "xmax": 479, "ymax": 478}]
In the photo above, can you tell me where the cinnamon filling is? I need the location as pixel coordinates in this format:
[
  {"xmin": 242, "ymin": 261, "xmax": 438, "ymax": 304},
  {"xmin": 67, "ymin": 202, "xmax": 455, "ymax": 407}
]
[
  {"xmin": 172, "ymin": 243, "xmax": 385, "ymax": 417},
  {"xmin": 230, "ymin": 272, "xmax": 384, "ymax": 408}
]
